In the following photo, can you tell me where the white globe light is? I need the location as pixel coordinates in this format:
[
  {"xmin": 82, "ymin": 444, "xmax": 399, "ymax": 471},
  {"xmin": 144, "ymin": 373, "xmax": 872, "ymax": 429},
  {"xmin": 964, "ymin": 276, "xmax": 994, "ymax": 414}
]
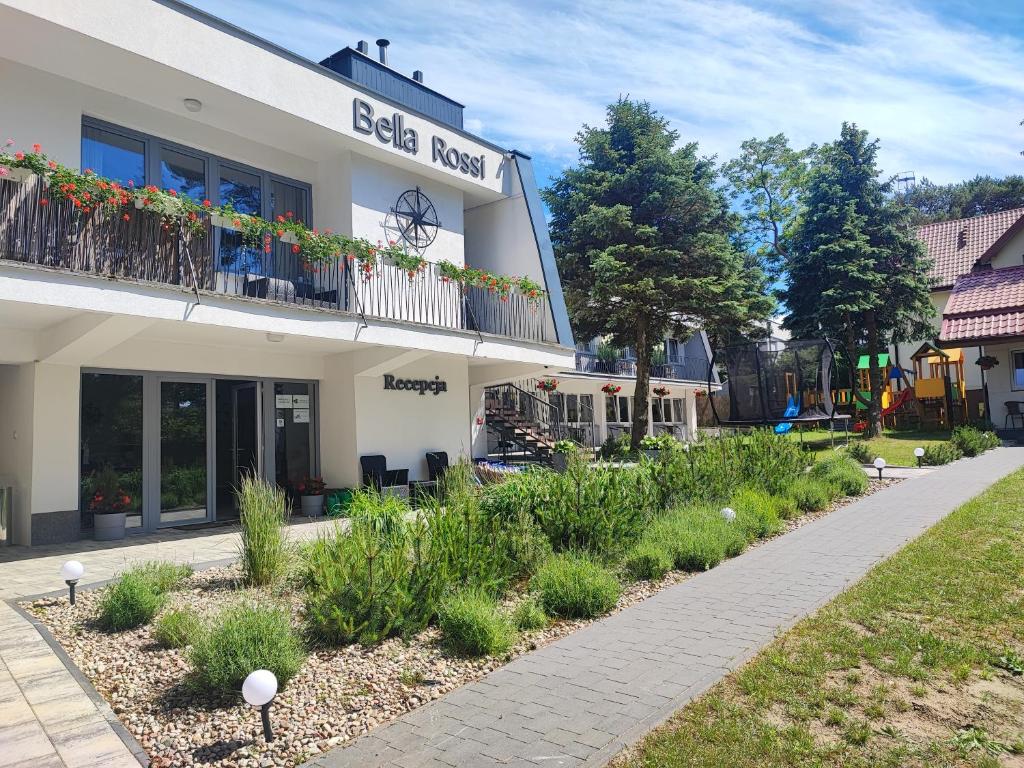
[
  {"xmin": 720, "ymin": 507, "xmax": 736, "ymax": 522},
  {"xmin": 682, "ymin": 442, "xmax": 690, "ymax": 452},
  {"xmin": 243, "ymin": 670, "xmax": 278, "ymax": 707},
  {"xmin": 873, "ymin": 457, "xmax": 886, "ymax": 469},
  {"xmin": 914, "ymin": 447, "xmax": 925, "ymax": 458},
  {"xmin": 60, "ymin": 560, "xmax": 84, "ymax": 582}
]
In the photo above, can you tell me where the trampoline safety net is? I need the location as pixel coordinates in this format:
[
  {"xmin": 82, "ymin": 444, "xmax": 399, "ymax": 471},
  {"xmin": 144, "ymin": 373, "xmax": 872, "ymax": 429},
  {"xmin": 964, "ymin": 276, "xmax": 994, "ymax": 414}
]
[{"xmin": 710, "ymin": 339, "xmax": 841, "ymax": 426}]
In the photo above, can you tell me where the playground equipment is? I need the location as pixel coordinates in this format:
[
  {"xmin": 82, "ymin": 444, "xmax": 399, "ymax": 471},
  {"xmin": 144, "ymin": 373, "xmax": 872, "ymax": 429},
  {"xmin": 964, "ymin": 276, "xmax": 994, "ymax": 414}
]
[
  {"xmin": 909, "ymin": 343, "xmax": 968, "ymax": 428},
  {"xmin": 709, "ymin": 338, "xmax": 849, "ymax": 437}
]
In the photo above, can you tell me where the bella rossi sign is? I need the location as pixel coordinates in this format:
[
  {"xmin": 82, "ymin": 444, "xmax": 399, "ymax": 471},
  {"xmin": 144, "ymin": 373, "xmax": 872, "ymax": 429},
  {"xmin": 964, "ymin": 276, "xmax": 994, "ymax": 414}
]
[
  {"xmin": 383, "ymin": 374, "xmax": 448, "ymax": 396},
  {"xmin": 353, "ymin": 98, "xmax": 486, "ymax": 179}
]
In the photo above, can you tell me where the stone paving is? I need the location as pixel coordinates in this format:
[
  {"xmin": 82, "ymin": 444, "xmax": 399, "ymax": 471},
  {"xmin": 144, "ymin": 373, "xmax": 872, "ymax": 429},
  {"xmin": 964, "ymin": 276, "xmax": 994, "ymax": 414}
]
[
  {"xmin": 0, "ymin": 516, "xmax": 338, "ymax": 768},
  {"xmin": 306, "ymin": 447, "xmax": 1024, "ymax": 768}
]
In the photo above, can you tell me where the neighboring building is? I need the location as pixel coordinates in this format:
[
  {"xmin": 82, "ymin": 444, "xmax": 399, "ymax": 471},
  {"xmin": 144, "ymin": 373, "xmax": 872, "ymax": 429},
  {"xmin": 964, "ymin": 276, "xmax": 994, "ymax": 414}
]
[
  {"xmin": 890, "ymin": 207, "xmax": 1024, "ymax": 428},
  {"xmin": 0, "ymin": 1, "xmax": 576, "ymax": 545}
]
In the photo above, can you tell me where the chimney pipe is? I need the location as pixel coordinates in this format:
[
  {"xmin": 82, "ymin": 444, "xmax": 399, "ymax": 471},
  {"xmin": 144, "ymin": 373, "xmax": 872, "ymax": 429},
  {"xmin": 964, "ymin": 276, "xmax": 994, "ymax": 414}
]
[
  {"xmin": 412, "ymin": 70, "xmax": 423, "ymax": 83},
  {"xmin": 356, "ymin": 40, "xmax": 369, "ymax": 55},
  {"xmin": 375, "ymin": 38, "xmax": 390, "ymax": 66}
]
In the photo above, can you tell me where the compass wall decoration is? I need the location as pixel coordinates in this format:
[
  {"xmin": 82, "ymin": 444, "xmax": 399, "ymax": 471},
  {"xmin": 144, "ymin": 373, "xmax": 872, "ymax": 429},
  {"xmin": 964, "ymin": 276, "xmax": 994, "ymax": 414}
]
[{"xmin": 391, "ymin": 187, "xmax": 441, "ymax": 251}]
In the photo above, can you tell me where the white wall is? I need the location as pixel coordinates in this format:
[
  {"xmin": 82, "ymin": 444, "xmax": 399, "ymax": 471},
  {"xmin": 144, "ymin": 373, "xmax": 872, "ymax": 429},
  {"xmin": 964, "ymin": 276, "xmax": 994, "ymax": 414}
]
[
  {"xmin": 988, "ymin": 227, "xmax": 1024, "ymax": 270},
  {"xmin": 978, "ymin": 342, "xmax": 1024, "ymax": 428}
]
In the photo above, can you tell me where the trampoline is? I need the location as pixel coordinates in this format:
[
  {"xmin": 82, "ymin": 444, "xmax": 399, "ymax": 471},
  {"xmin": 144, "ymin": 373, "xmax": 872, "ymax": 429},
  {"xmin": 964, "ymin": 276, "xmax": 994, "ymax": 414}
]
[{"xmin": 708, "ymin": 338, "xmax": 850, "ymax": 435}]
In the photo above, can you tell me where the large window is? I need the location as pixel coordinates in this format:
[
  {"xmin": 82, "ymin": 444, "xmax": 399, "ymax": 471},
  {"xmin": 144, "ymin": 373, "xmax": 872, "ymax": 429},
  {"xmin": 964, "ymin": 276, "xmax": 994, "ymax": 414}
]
[
  {"xmin": 605, "ymin": 395, "xmax": 630, "ymax": 423},
  {"xmin": 1013, "ymin": 351, "xmax": 1024, "ymax": 390},
  {"xmin": 81, "ymin": 124, "xmax": 146, "ymax": 187}
]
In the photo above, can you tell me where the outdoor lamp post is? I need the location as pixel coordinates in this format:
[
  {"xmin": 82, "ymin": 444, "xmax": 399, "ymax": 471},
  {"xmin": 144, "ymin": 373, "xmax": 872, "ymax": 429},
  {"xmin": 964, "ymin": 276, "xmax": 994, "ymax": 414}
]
[
  {"xmin": 914, "ymin": 447, "xmax": 925, "ymax": 468},
  {"xmin": 720, "ymin": 507, "xmax": 736, "ymax": 523},
  {"xmin": 243, "ymin": 669, "xmax": 278, "ymax": 743},
  {"xmin": 60, "ymin": 560, "xmax": 84, "ymax": 605},
  {"xmin": 873, "ymin": 457, "xmax": 886, "ymax": 480}
]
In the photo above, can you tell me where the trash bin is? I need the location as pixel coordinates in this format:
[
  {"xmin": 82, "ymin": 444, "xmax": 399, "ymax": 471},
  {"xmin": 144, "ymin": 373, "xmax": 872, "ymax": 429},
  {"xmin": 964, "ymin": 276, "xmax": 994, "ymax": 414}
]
[{"xmin": 325, "ymin": 488, "xmax": 354, "ymax": 518}]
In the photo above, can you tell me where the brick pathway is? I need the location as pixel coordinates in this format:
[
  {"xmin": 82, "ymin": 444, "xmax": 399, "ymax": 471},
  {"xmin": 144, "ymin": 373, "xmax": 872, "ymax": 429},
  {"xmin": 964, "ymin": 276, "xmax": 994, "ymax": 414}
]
[
  {"xmin": 307, "ymin": 446, "xmax": 1024, "ymax": 768},
  {"xmin": 0, "ymin": 517, "xmax": 337, "ymax": 768}
]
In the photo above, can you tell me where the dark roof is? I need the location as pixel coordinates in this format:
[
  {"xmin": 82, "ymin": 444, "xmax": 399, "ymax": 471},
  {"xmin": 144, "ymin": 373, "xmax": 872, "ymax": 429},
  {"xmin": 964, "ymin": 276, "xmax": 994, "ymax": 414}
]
[{"xmin": 917, "ymin": 207, "xmax": 1024, "ymax": 289}]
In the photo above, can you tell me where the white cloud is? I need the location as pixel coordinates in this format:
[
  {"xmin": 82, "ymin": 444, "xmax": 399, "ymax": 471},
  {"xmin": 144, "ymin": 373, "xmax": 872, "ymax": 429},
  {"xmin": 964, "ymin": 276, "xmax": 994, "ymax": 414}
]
[{"xmin": 196, "ymin": 0, "xmax": 1024, "ymax": 183}]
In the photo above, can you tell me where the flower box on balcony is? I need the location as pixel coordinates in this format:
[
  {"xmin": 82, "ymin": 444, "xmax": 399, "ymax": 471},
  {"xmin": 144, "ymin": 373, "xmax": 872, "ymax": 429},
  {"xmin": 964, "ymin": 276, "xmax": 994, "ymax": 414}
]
[
  {"xmin": 211, "ymin": 214, "xmax": 241, "ymax": 231},
  {"xmin": 279, "ymin": 231, "xmax": 299, "ymax": 244},
  {"xmin": 0, "ymin": 167, "xmax": 35, "ymax": 184}
]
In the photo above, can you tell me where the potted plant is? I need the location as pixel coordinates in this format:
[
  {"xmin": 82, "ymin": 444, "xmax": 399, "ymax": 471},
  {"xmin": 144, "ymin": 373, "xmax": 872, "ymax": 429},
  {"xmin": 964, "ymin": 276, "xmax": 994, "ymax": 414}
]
[
  {"xmin": 653, "ymin": 386, "xmax": 671, "ymax": 397},
  {"xmin": 639, "ymin": 433, "xmax": 674, "ymax": 461},
  {"xmin": 88, "ymin": 466, "xmax": 131, "ymax": 541},
  {"xmin": 551, "ymin": 439, "xmax": 577, "ymax": 472},
  {"xmin": 601, "ymin": 382, "xmax": 622, "ymax": 395},
  {"xmin": 536, "ymin": 378, "xmax": 559, "ymax": 393},
  {"xmin": 975, "ymin": 355, "xmax": 999, "ymax": 371},
  {"xmin": 296, "ymin": 476, "xmax": 326, "ymax": 517}
]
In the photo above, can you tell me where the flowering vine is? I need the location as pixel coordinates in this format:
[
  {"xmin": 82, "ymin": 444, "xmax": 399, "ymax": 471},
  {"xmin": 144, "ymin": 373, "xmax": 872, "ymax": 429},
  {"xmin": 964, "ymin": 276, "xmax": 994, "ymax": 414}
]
[{"xmin": 0, "ymin": 141, "xmax": 547, "ymax": 302}]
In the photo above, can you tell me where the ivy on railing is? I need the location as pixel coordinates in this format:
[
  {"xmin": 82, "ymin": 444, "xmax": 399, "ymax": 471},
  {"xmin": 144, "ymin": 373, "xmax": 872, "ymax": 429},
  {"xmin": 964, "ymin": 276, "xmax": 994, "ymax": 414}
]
[{"xmin": 0, "ymin": 140, "xmax": 546, "ymax": 302}]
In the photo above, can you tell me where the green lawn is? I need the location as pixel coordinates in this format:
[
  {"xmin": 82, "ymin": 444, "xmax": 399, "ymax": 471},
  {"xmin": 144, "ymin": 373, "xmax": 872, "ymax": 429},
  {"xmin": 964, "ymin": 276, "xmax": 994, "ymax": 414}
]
[
  {"xmin": 617, "ymin": 468, "xmax": 1024, "ymax": 768},
  {"xmin": 791, "ymin": 428, "xmax": 951, "ymax": 466}
]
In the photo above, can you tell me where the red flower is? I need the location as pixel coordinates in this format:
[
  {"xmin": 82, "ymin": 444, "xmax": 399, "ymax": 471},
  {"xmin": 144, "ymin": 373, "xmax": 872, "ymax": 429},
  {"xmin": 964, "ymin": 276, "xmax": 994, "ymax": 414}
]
[
  {"xmin": 39, "ymin": 198, "xmax": 48, "ymax": 206},
  {"xmin": 232, "ymin": 218, "xmax": 241, "ymax": 227},
  {"xmin": 202, "ymin": 199, "xmax": 211, "ymax": 207},
  {"xmin": 142, "ymin": 197, "xmax": 151, "ymax": 206},
  {"xmin": 168, "ymin": 188, "xmax": 177, "ymax": 197},
  {"xmin": 84, "ymin": 168, "xmax": 94, "ymax": 175},
  {"xmin": 286, "ymin": 210, "xmax": 294, "ymax": 218},
  {"xmin": 291, "ymin": 244, "xmax": 300, "ymax": 254},
  {"xmin": 187, "ymin": 211, "xmax": 197, "ymax": 221},
  {"xmin": 276, "ymin": 215, "xmax": 285, "ymax": 223},
  {"xmin": 14, "ymin": 151, "xmax": 24, "ymax": 161},
  {"xmin": 123, "ymin": 214, "xmax": 131, "ymax": 221},
  {"xmin": 264, "ymin": 245, "xmax": 272, "ymax": 254},
  {"xmin": 47, "ymin": 160, "xmax": 57, "ymax": 170},
  {"xmin": 31, "ymin": 143, "xmax": 41, "ymax": 153},
  {"xmin": 276, "ymin": 229, "xmax": 284, "ymax": 237}
]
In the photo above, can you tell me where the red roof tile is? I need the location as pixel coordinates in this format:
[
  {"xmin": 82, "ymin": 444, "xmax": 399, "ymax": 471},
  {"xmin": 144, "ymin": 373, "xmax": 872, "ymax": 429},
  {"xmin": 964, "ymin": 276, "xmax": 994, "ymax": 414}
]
[
  {"xmin": 940, "ymin": 265, "xmax": 1024, "ymax": 343},
  {"xmin": 917, "ymin": 207, "xmax": 1024, "ymax": 289}
]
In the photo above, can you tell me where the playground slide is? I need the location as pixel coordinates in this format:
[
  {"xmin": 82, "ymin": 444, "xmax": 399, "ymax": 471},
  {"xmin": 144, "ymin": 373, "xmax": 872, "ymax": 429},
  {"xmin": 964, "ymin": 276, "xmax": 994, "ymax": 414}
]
[
  {"xmin": 774, "ymin": 395, "xmax": 800, "ymax": 434},
  {"xmin": 881, "ymin": 388, "xmax": 912, "ymax": 416}
]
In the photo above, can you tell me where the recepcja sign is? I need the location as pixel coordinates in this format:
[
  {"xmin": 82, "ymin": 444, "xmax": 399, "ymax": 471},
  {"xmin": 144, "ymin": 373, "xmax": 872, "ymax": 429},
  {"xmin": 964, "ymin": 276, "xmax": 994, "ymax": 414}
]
[{"xmin": 383, "ymin": 374, "xmax": 448, "ymax": 395}]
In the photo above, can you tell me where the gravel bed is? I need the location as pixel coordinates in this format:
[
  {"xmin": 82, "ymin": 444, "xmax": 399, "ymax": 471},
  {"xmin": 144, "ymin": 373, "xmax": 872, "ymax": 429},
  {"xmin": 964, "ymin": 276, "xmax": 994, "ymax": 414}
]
[{"xmin": 24, "ymin": 479, "xmax": 896, "ymax": 768}]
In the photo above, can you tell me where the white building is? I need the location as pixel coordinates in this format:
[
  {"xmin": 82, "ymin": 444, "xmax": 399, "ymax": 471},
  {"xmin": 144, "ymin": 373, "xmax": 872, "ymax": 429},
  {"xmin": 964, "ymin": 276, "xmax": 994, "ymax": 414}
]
[{"xmin": 0, "ymin": 0, "xmax": 577, "ymax": 545}]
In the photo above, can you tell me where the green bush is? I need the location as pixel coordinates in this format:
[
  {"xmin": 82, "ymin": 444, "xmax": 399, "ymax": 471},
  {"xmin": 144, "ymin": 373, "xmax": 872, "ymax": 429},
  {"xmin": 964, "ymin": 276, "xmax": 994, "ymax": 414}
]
[
  {"xmin": 437, "ymin": 590, "xmax": 517, "ymax": 657},
  {"xmin": 922, "ymin": 442, "xmax": 963, "ymax": 466},
  {"xmin": 811, "ymin": 454, "xmax": 869, "ymax": 496},
  {"xmin": 532, "ymin": 552, "xmax": 620, "ymax": 619},
  {"xmin": 97, "ymin": 571, "xmax": 164, "ymax": 631},
  {"xmin": 511, "ymin": 596, "xmax": 548, "ymax": 631},
  {"xmin": 134, "ymin": 561, "xmax": 192, "ymax": 593},
  {"xmin": 667, "ymin": 525, "xmax": 727, "ymax": 571},
  {"xmin": 153, "ymin": 608, "xmax": 201, "ymax": 648},
  {"xmin": 951, "ymin": 426, "xmax": 1000, "ymax": 457},
  {"xmin": 845, "ymin": 441, "xmax": 872, "ymax": 464},
  {"xmin": 730, "ymin": 487, "xmax": 786, "ymax": 540},
  {"xmin": 236, "ymin": 474, "xmax": 289, "ymax": 586},
  {"xmin": 189, "ymin": 604, "xmax": 304, "ymax": 694},
  {"xmin": 623, "ymin": 539, "xmax": 673, "ymax": 581},
  {"xmin": 788, "ymin": 476, "xmax": 835, "ymax": 512}
]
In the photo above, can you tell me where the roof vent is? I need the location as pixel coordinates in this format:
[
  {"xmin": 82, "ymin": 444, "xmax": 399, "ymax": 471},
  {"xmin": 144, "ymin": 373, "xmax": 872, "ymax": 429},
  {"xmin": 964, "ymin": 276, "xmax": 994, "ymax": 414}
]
[
  {"xmin": 412, "ymin": 70, "xmax": 424, "ymax": 83},
  {"xmin": 376, "ymin": 38, "xmax": 390, "ymax": 66},
  {"xmin": 356, "ymin": 40, "xmax": 369, "ymax": 55},
  {"xmin": 957, "ymin": 226, "xmax": 968, "ymax": 250}
]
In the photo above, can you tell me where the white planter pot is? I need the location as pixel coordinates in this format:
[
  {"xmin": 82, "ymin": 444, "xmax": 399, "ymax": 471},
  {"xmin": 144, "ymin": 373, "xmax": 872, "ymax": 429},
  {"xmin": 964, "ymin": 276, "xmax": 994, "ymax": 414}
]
[
  {"xmin": 94, "ymin": 512, "xmax": 127, "ymax": 541},
  {"xmin": 1, "ymin": 167, "xmax": 35, "ymax": 184},
  {"xmin": 280, "ymin": 231, "xmax": 299, "ymax": 244},
  {"xmin": 300, "ymin": 494, "xmax": 324, "ymax": 517},
  {"xmin": 211, "ymin": 214, "xmax": 241, "ymax": 231}
]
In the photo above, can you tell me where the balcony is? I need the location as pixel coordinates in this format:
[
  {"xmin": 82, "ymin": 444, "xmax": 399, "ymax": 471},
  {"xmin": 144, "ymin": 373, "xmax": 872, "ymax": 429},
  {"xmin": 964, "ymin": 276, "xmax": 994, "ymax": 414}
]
[
  {"xmin": 574, "ymin": 351, "xmax": 711, "ymax": 382},
  {"xmin": 0, "ymin": 175, "xmax": 554, "ymax": 344}
]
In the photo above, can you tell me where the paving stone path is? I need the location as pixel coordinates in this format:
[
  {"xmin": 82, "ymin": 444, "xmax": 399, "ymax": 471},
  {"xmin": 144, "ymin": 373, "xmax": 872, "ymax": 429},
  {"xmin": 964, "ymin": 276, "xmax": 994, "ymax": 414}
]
[{"xmin": 307, "ymin": 446, "xmax": 1024, "ymax": 768}]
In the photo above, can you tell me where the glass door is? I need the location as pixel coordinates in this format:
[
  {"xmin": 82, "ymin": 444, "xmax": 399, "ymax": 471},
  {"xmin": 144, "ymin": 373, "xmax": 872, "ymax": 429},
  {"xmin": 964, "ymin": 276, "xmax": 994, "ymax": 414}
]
[
  {"xmin": 158, "ymin": 379, "xmax": 212, "ymax": 526},
  {"xmin": 272, "ymin": 381, "xmax": 315, "ymax": 496}
]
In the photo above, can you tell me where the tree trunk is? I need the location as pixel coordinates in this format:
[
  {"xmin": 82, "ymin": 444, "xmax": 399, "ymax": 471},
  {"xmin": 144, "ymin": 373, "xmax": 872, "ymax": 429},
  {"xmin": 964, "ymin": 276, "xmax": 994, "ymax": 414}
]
[
  {"xmin": 631, "ymin": 322, "xmax": 651, "ymax": 452},
  {"xmin": 865, "ymin": 310, "xmax": 884, "ymax": 438}
]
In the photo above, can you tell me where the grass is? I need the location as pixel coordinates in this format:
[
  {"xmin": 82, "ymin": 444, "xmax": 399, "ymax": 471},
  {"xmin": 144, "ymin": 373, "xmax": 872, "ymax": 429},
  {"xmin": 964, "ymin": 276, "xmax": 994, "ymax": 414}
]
[
  {"xmin": 617, "ymin": 466, "xmax": 1024, "ymax": 768},
  {"xmin": 793, "ymin": 427, "xmax": 950, "ymax": 466},
  {"xmin": 437, "ymin": 590, "xmax": 518, "ymax": 657},
  {"xmin": 236, "ymin": 474, "xmax": 289, "ymax": 586}
]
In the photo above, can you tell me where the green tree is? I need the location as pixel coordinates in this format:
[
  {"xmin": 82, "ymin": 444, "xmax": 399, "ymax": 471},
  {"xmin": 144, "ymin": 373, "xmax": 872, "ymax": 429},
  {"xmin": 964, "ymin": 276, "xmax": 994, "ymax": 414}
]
[
  {"xmin": 544, "ymin": 99, "xmax": 773, "ymax": 449},
  {"xmin": 781, "ymin": 123, "xmax": 934, "ymax": 436},
  {"xmin": 904, "ymin": 174, "xmax": 1024, "ymax": 224}
]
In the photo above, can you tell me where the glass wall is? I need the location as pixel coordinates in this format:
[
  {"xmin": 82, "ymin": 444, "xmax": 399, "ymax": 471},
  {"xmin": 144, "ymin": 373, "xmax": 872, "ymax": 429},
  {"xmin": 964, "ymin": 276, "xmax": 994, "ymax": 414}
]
[{"xmin": 80, "ymin": 373, "xmax": 144, "ymax": 529}]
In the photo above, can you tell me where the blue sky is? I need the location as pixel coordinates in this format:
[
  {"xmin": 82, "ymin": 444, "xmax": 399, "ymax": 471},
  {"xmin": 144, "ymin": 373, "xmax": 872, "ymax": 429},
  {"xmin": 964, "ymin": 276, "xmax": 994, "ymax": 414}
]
[{"xmin": 193, "ymin": 0, "xmax": 1024, "ymax": 191}]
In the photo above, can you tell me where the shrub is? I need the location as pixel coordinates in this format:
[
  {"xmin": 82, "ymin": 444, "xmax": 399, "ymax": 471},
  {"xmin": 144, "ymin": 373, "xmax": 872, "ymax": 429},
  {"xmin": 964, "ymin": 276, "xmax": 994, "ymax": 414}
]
[
  {"xmin": 788, "ymin": 476, "xmax": 835, "ymax": 512},
  {"xmin": 189, "ymin": 604, "xmax": 304, "ymax": 694},
  {"xmin": 811, "ymin": 454, "xmax": 869, "ymax": 496},
  {"xmin": 236, "ymin": 474, "xmax": 289, "ymax": 586},
  {"xmin": 951, "ymin": 426, "xmax": 1000, "ymax": 457},
  {"xmin": 134, "ymin": 561, "xmax": 192, "ymax": 593},
  {"xmin": 622, "ymin": 539, "xmax": 672, "ymax": 581},
  {"xmin": 922, "ymin": 442, "xmax": 963, "ymax": 466},
  {"xmin": 97, "ymin": 571, "xmax": 164, "ymax": 631},
  {"xmin": 730, "ymin": 487, "xmax": 786, "ymax": 540},
  {"xmin": 845, "ymin": 441, "xmax": 872, "ymax": 464},
  {"xmin": 532, "ymin": 552, "xmax": 620, "ymax": 619},
  {"xmin": 437, "ymin": 590, "xmax": 517, "ymax": 657},
  {"xmin": 667, "ymin": 525, "xmax": 727, "ymax": 571},
  {"xmin": 153, "ymin": 608, "xmax": 201, "ymax": 648},
  {"xmin": 511, "ymin": 596, "xmax": 548, "ymax": 631}
]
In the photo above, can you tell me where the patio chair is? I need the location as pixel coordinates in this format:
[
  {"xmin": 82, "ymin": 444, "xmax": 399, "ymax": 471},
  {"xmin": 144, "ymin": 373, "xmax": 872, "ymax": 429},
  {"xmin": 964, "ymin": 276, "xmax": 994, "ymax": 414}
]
[
  {"xmin": 425, "ymin": 451, "xmax": 449, "ymax": 482},
  {"xmin": 1004, "ymin": 401, "xmax": 1024, "ymax": 429},
  {"xmin": 359, "ymin": 454, "xmax": 408, "ymax": 492}
]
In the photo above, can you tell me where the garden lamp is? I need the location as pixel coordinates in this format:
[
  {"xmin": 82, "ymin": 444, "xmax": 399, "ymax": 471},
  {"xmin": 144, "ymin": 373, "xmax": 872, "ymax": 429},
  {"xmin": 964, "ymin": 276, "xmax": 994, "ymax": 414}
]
[
  {"xmin": 720, "ymin": 506, "xmax": 736, "ymax": 523},
  {"xmin": 914, "ymin": 447, "xmax": 924, "ymax": 468},
  {"xmin": 873, "ymin": 457, "xmax": 886, "ymax": 480},
  {"xmin": 60, "ymin": 560, "xmax": 84, "ymax": 605},
  {"xmin": 243, "ymin": 669, "xmax": 278, "ymax": 743}
]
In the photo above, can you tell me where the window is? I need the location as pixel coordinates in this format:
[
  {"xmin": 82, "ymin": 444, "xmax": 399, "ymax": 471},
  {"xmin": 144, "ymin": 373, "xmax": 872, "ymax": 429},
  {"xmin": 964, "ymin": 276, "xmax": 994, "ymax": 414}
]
[
  {"xmin": 580, "ymin": 394, "xmax": 594, "ymax": 423},
  {"xmin": 159, "ymin": 147, "xmax": 207, "ymax": 202},
  {"xmin": 605, "ymin": 395, "xmax": 617, "ymax": 423},
  {"xmin": 672, "ymin": 397, "xmax": 685, "ymax": 423},
  {"xmin": 81, "ymin": 124, "xmax": 145, "ymax": 187},
  {"xmin": 1013, "ymin": 351, "xmax": 1024, "ymax": 390},
  {"xmin": 605, "ymin": 395, "xmax": 630, "ymax": 423},
  {"xmin": 652, "ymin": 398, "xmax": 663, "ymax": 423},
  {"xmin": 566, "ymin": 394, "xmax": 579, "ymax": 423}
]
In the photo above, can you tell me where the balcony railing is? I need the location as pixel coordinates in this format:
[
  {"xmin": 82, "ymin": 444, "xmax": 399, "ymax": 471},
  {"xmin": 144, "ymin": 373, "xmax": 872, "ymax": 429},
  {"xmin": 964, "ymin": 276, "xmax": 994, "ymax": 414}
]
[
  {"xmin": 574, "ymin": 351, "xmax": 711, "ymax": 382},
  {"xmin": 0, "ymin": 174, "xmax": 554, "ymax": 344}
]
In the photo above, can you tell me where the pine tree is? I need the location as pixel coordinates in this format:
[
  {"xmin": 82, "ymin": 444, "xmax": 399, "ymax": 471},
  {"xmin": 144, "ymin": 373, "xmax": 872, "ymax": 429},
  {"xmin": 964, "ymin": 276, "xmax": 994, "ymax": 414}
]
[{"xmin": 544, "ymin": 99, "xmax": 773, "ymax": 450}]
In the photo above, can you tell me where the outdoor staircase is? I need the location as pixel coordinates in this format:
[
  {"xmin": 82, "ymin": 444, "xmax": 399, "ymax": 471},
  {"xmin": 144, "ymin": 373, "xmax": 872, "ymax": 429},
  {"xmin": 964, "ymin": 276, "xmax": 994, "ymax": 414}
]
[{"xmin": 484, "ymin": 382, "xmax": 565, "ymax": 465}]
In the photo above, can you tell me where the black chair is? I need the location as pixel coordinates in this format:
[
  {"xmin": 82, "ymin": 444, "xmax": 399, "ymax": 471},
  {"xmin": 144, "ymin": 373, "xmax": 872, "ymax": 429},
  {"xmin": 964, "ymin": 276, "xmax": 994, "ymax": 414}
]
[
  {"xmin": 360, "ymin": 454, "xmax": 408, "ymax": 492},
  {"xmin": 426, "ymin": 451, "xmax": 449, "ymax": 482},
  {"xmin": 1005, "ymin": 402, "xmax": 1024, "ymax": 429}
]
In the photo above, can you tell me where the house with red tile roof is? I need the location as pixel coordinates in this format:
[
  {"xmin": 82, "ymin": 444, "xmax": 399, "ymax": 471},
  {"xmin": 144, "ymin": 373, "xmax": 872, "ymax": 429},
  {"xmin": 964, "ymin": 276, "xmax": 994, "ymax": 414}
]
[{"xmin": 891, "ymin": 206, "xmax": 1024, "ymax": 429}]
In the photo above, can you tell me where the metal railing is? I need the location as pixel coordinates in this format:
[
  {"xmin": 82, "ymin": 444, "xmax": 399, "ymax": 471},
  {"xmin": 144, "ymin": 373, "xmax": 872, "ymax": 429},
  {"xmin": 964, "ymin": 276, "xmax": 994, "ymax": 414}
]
[
  {"xmin": 574, "ymin": 351, "xmax": 711, "ymax": 382},
  {"xmin": 485, "ymin": 382, "xmax": 567, "ymax": 450},
  {"xmin": 0, "ymin": 174, "xmax": 554, "ymax": 343}
]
